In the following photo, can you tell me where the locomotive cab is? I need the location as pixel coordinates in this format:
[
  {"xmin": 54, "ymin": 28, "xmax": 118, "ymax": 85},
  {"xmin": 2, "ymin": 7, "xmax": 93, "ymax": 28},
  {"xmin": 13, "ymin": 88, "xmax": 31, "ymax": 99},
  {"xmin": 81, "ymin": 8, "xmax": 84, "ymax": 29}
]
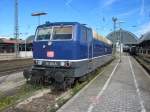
[
  {"xmin": 33, "ymin": 24, "xmax": 76, "ymax": 67},
  {"xmin": 24, "ymin": 22, "xmax": 93, "ymax": 89}
]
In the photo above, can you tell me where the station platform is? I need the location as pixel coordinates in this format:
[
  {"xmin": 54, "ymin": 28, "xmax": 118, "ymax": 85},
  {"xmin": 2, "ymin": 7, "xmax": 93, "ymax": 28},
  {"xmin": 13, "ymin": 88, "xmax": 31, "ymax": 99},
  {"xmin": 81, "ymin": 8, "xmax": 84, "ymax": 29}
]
[{"xmin": 57, "ymin": 55, "xmax": 150, "ymax": 112}]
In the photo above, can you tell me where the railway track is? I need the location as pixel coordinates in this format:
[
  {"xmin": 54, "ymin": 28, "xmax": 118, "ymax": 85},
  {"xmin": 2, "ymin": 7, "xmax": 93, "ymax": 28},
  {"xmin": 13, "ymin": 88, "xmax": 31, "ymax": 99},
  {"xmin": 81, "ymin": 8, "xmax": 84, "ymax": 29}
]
[
  {"xmin": 134, "ymin": 56, "xmax": 150, "ymax": 74},
  {"xmin": 0, "ymin": 58, "xmax": 33, "ymax": 76},
  {"xmin": 1, "ymin": 58, "xmax": 114, "ymax": 112}
]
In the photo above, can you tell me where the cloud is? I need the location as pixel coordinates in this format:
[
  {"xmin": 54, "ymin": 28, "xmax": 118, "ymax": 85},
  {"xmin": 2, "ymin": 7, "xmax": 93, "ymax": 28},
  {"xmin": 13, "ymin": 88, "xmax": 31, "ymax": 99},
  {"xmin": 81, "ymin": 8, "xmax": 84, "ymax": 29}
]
[
  {"xmin": 117, "ymin": 9, "xmax": 138, "ymax": 17},
  {"xmin": 103, "ymin": 0, "xmax": 120, "ymax": 7},
  {"xmin": 139, "ymin": 0, "xmax": 145, "ymax": 16},
  {"xmin": 136, "ymin": 21, "xmax": 150, "ymax": 36},
  {"xmin": 65, "ymin": 0, "xmax": 73, "ymax": 6}
]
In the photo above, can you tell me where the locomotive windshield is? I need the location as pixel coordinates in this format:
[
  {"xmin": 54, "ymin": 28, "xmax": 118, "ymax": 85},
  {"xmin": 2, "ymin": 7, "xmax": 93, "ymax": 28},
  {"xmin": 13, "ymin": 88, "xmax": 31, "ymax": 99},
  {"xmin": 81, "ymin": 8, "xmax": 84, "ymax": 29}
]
[
  {"xmin": 36, "ymin": 27, "xmax": 52, "ymax": 41},
  {"xmin": 36, "ymin": 26, "xmax": 73, "ymax": 41},
  {"xmin": 52, "ymin": 26, "xmax": 72, "ymax": 40}
]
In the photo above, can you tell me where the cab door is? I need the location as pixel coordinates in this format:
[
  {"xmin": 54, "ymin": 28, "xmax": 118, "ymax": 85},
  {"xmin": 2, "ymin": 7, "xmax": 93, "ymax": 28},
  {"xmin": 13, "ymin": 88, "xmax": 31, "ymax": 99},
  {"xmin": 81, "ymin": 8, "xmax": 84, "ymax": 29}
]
[
  {"xmin": 86, "ymin": 28, "xmax": 93, "ymax": 71},
  {"xmin": 87, "ymin": 29, "xmax": 93, "ymax": 60}
]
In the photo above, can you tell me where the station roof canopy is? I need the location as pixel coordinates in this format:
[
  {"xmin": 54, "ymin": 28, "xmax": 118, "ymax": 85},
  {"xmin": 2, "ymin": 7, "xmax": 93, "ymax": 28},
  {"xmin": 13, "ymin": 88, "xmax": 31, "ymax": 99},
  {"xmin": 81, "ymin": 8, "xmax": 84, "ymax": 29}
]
[
  {"xmin": 106, "ymin": 29, "xmax": 138, "ymax": 45},
  {"xmin": 138, "ymin": 31, "xmax": 150, "ymax": 44},
  {"xmin": 26, "ymin": 35, "xmax": 34, "ymax": 43}
]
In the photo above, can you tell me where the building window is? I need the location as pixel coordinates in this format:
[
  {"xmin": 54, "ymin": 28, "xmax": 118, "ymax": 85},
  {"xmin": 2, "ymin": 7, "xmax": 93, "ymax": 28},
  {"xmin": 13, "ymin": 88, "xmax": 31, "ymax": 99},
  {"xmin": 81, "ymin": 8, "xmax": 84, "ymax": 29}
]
[
  {"xmin": 148, "ymin": 50, "xmax": 150, "ymax": 54},
  {"xmin": 143, "ymin": 50, "xmax": 146, "ymax": 54}
]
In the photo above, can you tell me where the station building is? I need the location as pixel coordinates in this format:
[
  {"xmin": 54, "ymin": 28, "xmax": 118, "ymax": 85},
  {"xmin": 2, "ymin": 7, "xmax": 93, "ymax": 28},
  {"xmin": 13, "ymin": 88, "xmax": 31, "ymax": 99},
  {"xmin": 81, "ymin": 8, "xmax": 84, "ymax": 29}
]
[
  {"xmin": 106, "ymin": 29, "xmax": 138, "ymax": 52},
  {"xmin": 0, "ymin": 36, "xmax": 33, "ymax": 53}
]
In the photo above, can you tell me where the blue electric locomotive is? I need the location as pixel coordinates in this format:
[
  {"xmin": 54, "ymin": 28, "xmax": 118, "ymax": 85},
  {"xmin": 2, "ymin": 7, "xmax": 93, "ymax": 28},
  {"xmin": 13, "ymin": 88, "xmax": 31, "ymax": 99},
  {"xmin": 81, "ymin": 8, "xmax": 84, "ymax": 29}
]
[{"xmin": 23, "ymin": 22, "xmax": 112, "ymax": 89}]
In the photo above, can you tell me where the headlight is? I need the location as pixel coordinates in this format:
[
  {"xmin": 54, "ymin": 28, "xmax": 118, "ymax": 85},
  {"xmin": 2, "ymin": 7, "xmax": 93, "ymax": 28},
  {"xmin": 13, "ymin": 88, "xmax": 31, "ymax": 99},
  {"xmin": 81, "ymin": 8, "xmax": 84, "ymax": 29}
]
[
  {"xmin": 36, "ymin": 60, "xmax": 43, "ymax": 65},
  {"xmin": 65, "ymin": 62, "xmax": 71, "ymax": 67},
  {"xmin": 60, "ymin": 62, "xmax": 65, "ymax": 66},
  {"xmin": 60, "ymin": 61, "xmax": 71, "ymax": 67}
]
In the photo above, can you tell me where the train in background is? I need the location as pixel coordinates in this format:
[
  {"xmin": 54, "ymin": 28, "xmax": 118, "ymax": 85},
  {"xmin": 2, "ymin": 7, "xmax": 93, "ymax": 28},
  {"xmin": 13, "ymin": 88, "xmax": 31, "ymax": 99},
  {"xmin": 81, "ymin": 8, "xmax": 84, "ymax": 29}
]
[
  {"xmin": 129, "ymin": 31, "xmax": 150, "ymax": 58},
  {"xmin": 23, "ymin": 22, "xmax": 112, "ymax": 89}
]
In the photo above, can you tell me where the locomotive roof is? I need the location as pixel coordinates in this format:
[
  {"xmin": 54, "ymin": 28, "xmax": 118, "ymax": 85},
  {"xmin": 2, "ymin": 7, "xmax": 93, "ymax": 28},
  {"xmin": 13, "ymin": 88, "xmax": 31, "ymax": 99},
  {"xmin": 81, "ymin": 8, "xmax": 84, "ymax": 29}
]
[
  {"xmin": 38, "ymin": 22, "xmax": 81, "ymax": 28},
  {"xmin": 37, "ymin": 22, "xmax": 112, "ymax": 45},
  {"xmin": 93, "ymin": 31, "xmax": 112, "ymax": 45}
]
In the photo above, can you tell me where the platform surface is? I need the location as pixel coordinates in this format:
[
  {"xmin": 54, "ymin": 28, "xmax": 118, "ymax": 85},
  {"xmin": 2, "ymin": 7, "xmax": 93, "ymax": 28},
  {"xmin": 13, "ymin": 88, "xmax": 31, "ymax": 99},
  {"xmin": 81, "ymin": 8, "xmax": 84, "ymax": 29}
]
[{"xmin": 57, "ymin": 55, "xmax": 150, "ymax": 112}]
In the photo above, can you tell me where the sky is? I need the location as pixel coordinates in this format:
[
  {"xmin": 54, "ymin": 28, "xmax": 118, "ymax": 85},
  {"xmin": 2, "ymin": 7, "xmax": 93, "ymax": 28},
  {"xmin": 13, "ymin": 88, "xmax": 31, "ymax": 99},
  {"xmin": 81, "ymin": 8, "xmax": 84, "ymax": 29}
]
[{"xmin": 0, "ymin": 0, "xmax": 150, "ymax": 39}]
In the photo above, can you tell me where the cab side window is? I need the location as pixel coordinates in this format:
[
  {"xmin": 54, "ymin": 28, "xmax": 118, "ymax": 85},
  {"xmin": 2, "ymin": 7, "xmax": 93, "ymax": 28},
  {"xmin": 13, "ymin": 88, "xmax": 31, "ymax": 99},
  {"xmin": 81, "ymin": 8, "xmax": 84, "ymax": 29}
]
[
  {"xmin": 87, "ymin": 29, "xmax": 92, "ymax": 41},
  {"xmin": 81, "ymin": 27, "xmax": 87, "ymax": 41}
]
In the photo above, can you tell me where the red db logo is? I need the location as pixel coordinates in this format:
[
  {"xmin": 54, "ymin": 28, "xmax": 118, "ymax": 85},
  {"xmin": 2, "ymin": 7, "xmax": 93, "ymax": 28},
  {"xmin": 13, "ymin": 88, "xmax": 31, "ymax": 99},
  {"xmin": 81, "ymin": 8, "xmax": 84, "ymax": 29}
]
[{"xmin": 47, "ymin": 51, "xmax": 54, "ymax": 58}]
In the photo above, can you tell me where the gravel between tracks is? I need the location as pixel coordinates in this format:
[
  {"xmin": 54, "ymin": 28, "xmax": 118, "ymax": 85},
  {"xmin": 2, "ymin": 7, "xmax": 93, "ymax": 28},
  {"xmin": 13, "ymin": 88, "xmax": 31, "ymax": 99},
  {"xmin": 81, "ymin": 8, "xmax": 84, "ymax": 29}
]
[
  {"xmin": 0, "ymin": 58, "xmax": 33, "ymax": 76},
  {"xmin": 3, "ymin": 89, "xmax": 71, "ymax": 112},
  {"xmin": 0, "ymin": 72, "xmax": 25, "ymax": 94}
]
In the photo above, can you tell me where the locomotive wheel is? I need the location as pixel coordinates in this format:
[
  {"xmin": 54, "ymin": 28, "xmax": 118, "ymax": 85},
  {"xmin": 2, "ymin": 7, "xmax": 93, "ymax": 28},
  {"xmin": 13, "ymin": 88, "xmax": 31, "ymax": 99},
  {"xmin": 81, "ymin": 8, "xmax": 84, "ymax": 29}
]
[
  {"xmin": 66, "ymin": 78, "xmax": 75, "ymax": 88},
  {"xmin": 29, "ymin": 70, "xmax": 45, "ymax": 85},
  {"xmin": 59, "ymin": 82, "xmax": 67, "ymax": 91},
  {"xmin": 30, "ymin": 75, "xmax": 41, "ymax": 85},
  {"xmin": 54, "ymin": 72, "xmax": 64, "ymax": 83},
  {"xmin": 54, "ymin": 81, "xmax": 67, "ymax": 91},
  {"xmin": 23, "ymin": 69, "xmax": 31, "ymax": 81},
  {"xmin": 44, "ymin": 71, "xmax": 53, "ymax": 85}
]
